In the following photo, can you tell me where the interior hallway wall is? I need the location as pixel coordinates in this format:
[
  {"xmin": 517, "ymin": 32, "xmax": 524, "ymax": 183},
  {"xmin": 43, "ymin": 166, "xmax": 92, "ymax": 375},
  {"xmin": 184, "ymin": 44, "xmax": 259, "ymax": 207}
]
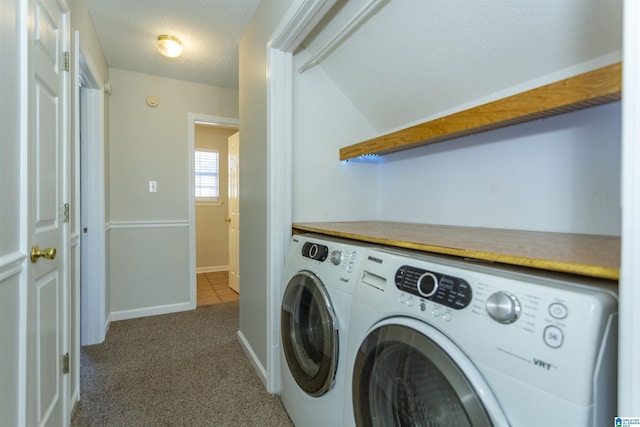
[
  {"xmin": 195, "ymin": 125, "xmax": 236, "ymax": 272},
  {"xmin": 238, "ymin": 0, "xmax": 295, "ymax": 380},
  {"xmin": 108, "ymin": 68, "xmax": 238, "ymax": 319}
]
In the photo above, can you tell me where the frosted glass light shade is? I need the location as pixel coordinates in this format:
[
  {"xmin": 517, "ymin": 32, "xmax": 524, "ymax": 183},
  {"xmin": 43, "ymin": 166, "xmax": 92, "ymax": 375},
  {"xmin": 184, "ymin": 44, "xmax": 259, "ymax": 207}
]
[{"xmin": 157, "ymin": 35, "xmax": 182, "ymax": 58}]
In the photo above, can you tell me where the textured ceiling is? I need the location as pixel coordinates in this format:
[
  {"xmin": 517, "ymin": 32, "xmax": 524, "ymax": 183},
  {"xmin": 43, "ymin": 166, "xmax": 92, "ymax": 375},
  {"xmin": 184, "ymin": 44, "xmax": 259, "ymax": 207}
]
[{"xmin": 85, "ymin": 0, "xmax": 261, "ymax": 89}]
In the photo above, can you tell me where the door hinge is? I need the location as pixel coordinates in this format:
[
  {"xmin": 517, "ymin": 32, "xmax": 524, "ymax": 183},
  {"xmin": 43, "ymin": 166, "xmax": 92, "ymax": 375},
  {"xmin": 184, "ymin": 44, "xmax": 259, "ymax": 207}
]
[
  {"xmin": 63, "ymin": 51, "xmax": 69, "ymax": 72},
  {"xmin": 63, "ymin": 203, "xmax": 70, "ymax": 223},
  {"xmin": 62, "ymin": 353, "xmax": 69, "ymax": 374}
]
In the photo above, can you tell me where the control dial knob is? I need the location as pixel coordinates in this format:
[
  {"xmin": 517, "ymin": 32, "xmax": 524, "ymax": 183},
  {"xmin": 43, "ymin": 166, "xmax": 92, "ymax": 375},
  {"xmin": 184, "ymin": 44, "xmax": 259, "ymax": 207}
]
[
  {"xmin": 329, "ymin": 250, "xmax": 342, "ymax": 266},
  {"xmin": 486, "ymin": 291, "xmax": 521, "ymax": 324},
  {"xmin": 417, "ymin": 272, "xmax": 438, "ymax": 298}
]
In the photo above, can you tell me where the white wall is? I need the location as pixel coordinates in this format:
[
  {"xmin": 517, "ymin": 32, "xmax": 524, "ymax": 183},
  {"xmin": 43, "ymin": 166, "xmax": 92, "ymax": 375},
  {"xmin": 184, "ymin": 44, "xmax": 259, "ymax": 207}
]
[
  {"xmin": 0, "ymin": 1, "xmax": 24, "ymax": 423},
  {"xmin": 378, "ymin": 102, "xmax": 621, "ymax": 236},
  {"xmin": 291, "ymin": 51, "xmax": 378, "ymax": 222},
  {"xmin": 238, "ymin": 0, "xmax": 295, "ymax": 379},
  {"xmin": 70, "ymin": 0, "xmax": 108, "ymax": 83},
  {"xmin": 108, "ymin": 68, "xmax": 238, "ymax": 318}
]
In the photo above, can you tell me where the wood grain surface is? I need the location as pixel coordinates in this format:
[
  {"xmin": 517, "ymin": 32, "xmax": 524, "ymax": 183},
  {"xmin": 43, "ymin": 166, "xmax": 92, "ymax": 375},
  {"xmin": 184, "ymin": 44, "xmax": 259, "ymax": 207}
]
[
  {"xmin": 292, "ymin": 221, "xmax": 620, "ymax": 280},
  {"xmin": 340, "ymin": 62, "xmax": 622, "ymax": 160}
]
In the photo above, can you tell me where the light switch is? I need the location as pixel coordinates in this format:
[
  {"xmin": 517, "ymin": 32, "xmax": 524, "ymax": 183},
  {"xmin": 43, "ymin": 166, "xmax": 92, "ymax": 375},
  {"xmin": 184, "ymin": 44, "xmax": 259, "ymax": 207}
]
[{"xmin": 148, "ymin": 181, "xmax": 157, "ymax": 193}]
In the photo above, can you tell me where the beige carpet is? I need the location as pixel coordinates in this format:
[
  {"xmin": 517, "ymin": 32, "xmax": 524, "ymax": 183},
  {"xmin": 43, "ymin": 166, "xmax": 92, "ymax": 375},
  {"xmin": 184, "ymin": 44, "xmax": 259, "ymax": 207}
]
[{"xmin": 71, "ymin": 302, "xmax": 293, "ymax": 426}]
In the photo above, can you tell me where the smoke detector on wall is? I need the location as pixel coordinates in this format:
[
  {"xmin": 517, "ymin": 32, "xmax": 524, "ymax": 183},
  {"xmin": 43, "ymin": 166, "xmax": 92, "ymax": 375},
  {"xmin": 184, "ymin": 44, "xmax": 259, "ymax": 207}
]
[{"xmin": 146, "ymin": 95, "xmax": 159, "ymax": 107}]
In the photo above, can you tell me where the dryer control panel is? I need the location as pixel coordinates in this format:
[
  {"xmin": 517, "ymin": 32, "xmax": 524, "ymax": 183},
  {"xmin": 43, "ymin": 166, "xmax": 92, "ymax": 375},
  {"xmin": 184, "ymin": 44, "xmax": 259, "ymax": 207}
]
[
  {"xmin": 300, "ymin": 241, "xmax": 360, "ymax": 273},
  {"xmin": 395, "ymin": 265, "xmax": 472, "ymax": 309},
  {"xmin": 302, "ymin": 242, "xmax": 329, "ymax": 261}
]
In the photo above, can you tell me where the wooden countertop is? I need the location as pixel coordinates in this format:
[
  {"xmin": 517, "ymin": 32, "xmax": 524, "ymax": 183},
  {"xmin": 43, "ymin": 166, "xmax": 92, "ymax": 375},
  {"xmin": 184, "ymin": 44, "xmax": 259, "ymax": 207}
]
[{"xmin": 292, "ymin": 221, "xmax": 620, "ymax": 280}]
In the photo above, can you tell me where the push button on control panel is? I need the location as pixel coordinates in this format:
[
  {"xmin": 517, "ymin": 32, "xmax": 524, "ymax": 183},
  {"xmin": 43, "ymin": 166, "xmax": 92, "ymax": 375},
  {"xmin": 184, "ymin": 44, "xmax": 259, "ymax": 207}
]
[
  {"xmin": 543, "ymin": 325, "xmax": 564, "ymax": 348},
  {"xmin": 548, "ymin": 302, "xmax": 568, "ymax": 319}
]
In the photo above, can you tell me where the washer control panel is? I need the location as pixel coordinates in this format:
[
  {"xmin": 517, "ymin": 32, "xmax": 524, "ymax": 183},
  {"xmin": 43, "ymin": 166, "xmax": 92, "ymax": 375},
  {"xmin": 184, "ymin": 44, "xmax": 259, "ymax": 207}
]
[{"xmin": 395, "ymin": 265, "xmax": 472, "ymax": 309}]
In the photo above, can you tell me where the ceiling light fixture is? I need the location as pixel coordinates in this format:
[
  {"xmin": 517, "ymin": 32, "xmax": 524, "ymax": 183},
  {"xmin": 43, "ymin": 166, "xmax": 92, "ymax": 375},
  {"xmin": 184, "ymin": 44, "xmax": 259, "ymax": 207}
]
[{"xmin": 157, "ymin": 35, "xmax": 183, "ymax": 58}]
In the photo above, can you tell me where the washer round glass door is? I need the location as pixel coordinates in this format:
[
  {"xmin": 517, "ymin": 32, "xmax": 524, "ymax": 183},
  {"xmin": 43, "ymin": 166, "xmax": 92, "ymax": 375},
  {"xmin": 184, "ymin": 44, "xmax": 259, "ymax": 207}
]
[
  {"xmin": 353, "ymin": 319, "xmax": 508, "ymax": 427},
  {"xmin": 281, "ymin": 270, "xmax": 339, "ymax": 397}
]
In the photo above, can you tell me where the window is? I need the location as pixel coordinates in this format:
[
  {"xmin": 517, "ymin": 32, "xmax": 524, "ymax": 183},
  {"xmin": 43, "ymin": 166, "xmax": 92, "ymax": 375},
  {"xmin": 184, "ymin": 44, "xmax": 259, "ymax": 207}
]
[{"xmin": 194, "ymin": 149, "xmax": 219, "ymax": 202}]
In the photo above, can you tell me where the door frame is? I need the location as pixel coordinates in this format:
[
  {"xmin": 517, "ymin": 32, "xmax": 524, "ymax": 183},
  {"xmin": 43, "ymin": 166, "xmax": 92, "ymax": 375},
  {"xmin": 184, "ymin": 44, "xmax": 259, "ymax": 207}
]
[
  {"xmin": 620, "ymin": 0, "xmax": 640, "ymax": 414},
  {"xmin": 263, "ymin": 0, "xmax": 338, "ymax": 394},
  {"xmin": 75, "ymin": 38, "xmax": 107, "ymax": 346},
  {"xmin": 187, "ymin": 113, "xmax": 239, "ymax": 309}
]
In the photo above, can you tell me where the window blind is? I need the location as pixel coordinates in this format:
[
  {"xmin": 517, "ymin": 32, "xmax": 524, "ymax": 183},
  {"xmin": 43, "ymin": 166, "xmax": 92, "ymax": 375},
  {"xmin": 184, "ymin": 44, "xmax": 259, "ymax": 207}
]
[{"xmin": 195, "ymin": 150, "xmax": 219, "ymax": 200}]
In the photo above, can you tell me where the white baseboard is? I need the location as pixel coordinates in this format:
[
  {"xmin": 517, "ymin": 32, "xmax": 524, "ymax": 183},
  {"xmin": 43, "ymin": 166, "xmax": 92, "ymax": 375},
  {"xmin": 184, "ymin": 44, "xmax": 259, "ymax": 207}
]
[
  {"xmin": 69, "ymin": 388, "xmax": 79, "ymax": 421},
  {"xmin": 110, "ymin": 302, "xmax": 192, "ymax": 322},
  {"xmin": 237, "ymin": 329, "xmax": 268, "ymax": 390},
  {"xmin": 104, "ymin": 312, "xmax": 112, "ymax": 337},
  {"xmin": 196, "ymin": 265, "xmax": 229, "ymax": 273}
]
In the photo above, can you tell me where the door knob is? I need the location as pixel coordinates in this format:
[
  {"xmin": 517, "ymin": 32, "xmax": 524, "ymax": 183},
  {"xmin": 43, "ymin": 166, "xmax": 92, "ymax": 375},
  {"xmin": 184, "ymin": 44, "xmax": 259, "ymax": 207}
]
[
  {"xmin": 225, "ymin": 217, "xmax": 231, "ymax": 223},
  {"xmin": 30, "ymin": 245, "xmax": 57, "ymax": 263}
]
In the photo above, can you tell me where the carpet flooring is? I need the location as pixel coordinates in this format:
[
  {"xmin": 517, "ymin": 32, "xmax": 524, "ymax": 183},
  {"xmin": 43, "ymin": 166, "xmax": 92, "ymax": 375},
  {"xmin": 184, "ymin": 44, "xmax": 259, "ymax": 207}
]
[{"xmin": 71, "ymin": 302, "xmax": 293, "ymax": 426}]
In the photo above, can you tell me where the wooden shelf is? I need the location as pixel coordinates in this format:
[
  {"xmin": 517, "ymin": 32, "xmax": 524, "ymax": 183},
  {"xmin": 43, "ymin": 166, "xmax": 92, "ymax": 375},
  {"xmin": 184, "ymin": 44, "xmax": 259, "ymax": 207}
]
[
  {"xmin": 292, "ymin": 221, "xmax": 620, "ymax": 280},
  {"xmin": 340, "ymin": 62, "xmax": 622, "ymax": 161}
]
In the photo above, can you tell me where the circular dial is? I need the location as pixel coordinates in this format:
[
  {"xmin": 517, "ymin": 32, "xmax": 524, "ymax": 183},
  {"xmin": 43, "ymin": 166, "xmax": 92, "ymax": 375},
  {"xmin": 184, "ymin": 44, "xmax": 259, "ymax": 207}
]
[
  {"xmin": 329, "ymin": 250, "xmax": 342, "ymax": 266},
  {"xmin": 416, "ymin": 272, "xmax": 438, "ymax": 297},
  {"xmin": 485, "ymin": 291, "xmax": 521, "ymax": 324}
]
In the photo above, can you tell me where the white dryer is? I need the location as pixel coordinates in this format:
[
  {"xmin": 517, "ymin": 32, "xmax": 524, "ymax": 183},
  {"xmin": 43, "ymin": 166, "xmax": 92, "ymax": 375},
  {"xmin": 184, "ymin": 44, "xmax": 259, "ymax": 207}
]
[
  {"xmin": 280, "ymin": 234, "xmax": 368, "ymax": 427},
  {"xmin": 344, "ymin": 247, "xmax": 617, "ymax": 427}
]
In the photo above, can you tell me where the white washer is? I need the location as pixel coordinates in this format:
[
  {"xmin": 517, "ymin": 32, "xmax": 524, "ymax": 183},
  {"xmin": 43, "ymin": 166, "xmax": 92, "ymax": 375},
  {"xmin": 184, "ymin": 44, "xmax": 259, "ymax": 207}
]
[
  {"xmin": 344, "ymin": 247, "xmax": 618, "ymax": 427},
  {"xmin": 280, "ymin": 234, "xmax": 368, "ymax": 427}
]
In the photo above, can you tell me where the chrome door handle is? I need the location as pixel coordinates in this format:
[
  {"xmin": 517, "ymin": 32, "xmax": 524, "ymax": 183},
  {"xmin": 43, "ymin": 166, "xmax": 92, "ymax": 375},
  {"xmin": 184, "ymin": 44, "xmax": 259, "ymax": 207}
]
[{"xmin": 30, "ymin": 245, "xmax": 57, "ymax": 263}]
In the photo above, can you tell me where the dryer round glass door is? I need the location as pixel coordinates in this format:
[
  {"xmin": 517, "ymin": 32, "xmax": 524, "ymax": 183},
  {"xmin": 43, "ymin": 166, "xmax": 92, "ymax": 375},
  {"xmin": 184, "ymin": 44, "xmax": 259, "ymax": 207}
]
[
  {"xmin": 281, "ymin": 271, "xmax": 339, "ymax": 397},
  {"xmin": 352, "ymin": 320, "xmax": 508, "ymax": 427}
]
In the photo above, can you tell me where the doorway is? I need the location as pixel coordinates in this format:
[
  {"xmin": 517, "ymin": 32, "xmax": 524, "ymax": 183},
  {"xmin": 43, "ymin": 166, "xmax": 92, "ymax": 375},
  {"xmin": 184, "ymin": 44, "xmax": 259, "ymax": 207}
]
[
  {"xmin": 187, "ymin": 113, "xmax": 239, "ymax": 309},
  {"xmin": 194, "ymin": 124, "xmax": 238, "ymax": 306}
]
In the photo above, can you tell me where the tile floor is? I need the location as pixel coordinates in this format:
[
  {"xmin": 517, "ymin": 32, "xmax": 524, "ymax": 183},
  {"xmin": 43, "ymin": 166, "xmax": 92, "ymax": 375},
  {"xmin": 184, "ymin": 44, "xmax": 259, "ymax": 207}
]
[{"xmin": 197, "ymin": 271, "xmax": 239, "ymax": 306}]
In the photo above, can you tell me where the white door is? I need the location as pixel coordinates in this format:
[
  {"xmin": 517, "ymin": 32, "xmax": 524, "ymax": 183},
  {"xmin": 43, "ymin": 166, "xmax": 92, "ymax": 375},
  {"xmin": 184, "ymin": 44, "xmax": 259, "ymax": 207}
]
[
  {"xmin": 228, "ymin": 132, "xmax": 240, "ymax": 293},
  {"xmin": 27, "ymin": 0, "xmax": 69, "ymax": 426}
]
